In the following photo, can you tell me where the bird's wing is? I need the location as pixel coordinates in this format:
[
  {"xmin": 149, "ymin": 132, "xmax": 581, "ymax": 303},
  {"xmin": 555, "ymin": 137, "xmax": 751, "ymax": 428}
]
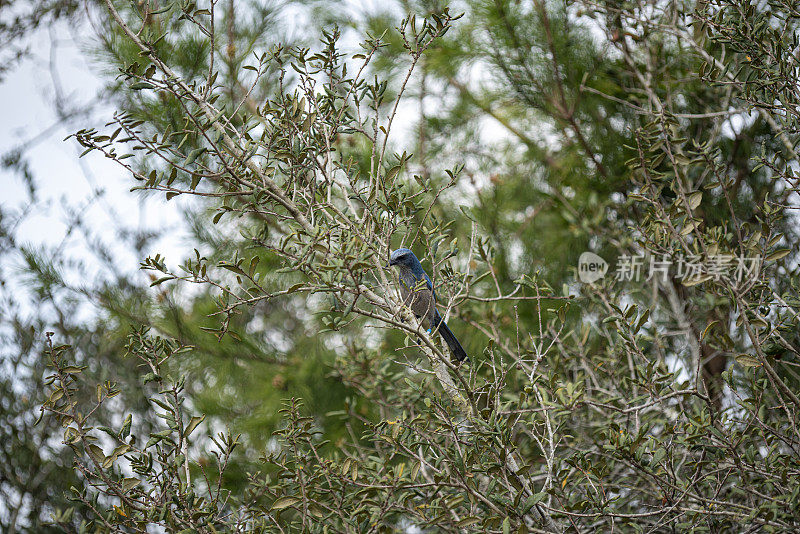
[
  {"xmin": 422, "ymin": 272, "xmax": 436, "ymax": 301},
  {"xmin": 405, "ymin": 270, "xmax": 436, "ymax": 300}
]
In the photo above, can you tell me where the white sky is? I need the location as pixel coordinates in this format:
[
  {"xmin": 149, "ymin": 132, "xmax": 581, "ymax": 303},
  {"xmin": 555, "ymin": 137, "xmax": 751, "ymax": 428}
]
[
  {"xmin": 0, "ymin": 22, "xmax": 190, "ymax": 295},
  {"xmin": 0, "ymin": 0, "xmax": 505, "ymax": 329},
  {"xmin": 0, "ymin": 1, "xmax": 401, "ymax": 295}
]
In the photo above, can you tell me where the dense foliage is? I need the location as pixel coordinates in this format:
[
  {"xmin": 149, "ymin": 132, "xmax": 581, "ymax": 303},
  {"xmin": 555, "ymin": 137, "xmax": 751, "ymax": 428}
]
[{"xmin": 3, "ymin": 0, "xmax": 800, "ymax": 532}]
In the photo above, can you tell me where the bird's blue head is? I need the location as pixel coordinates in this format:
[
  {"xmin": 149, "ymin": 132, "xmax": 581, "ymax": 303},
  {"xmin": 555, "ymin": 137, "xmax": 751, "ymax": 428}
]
[{"xmin": 389, "ymin": 248, "xmax": 422, "ymax": 271}]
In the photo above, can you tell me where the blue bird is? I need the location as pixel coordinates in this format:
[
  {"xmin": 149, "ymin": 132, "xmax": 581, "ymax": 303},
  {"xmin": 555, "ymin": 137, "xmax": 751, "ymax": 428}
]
[{"xmin": 389, "ymin": 248, "xmax": 468, "ymax": 362}]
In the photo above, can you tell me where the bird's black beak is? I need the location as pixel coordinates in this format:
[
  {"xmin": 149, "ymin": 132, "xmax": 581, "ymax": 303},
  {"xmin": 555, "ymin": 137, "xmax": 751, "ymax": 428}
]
[{"xmin": 388, "ymin": 258, "xmax": 397, "ymax": 266}]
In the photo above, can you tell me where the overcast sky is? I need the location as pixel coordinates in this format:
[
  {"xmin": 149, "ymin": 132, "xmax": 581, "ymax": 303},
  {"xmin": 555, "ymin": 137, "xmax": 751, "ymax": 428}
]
[
  {"xmin": 0, "ymin": 19, "xmax": 191, "ymax": 299},
  {"xmin": 0, "ymin": 0, "xmax": 434, "ymax": 320}
]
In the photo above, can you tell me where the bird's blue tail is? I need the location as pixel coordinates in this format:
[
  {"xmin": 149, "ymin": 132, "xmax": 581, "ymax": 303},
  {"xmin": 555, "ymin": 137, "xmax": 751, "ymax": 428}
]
[{"xmin": 432, "ymin": 313, "xmax": 469, "ymax": 362}]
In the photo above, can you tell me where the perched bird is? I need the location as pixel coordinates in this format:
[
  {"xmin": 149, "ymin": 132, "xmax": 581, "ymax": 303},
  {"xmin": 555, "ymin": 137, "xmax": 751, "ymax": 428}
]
[{"xmin": 388, "ymin": 248, "xmax": 468, "ymax": 362}]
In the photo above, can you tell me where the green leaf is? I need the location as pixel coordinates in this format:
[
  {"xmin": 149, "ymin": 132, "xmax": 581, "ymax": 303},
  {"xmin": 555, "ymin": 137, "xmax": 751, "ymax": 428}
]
[
  {"xmin": 185, "ymin": 147, "xmax": 207, "ymax": 165},
  {"xmin": 271, "ymin": 496, "xmax": 301, "ymax": 510},
  {"xmin": 736, "ymin": 354, "xmax": 761, "ymax": 368},
  {"xmin": 142, "ymin": 372, "xmax": 161, "ymax": 384},
  {"xmin": 111, "ymin": 444, "xmax": 130, "ymax": 457},
  {"xmin": 220, "ymin": 263, "xmax": 246, "ymax": 276},
  {"xmin": 122, "ymin": 477, "xmax": 140, "ymax": 491},
  {"xmin": 248, "ymin": 256, "xmax": 260, "ymax": 276},
  {"xmin": 286, "ymin": 283, "xmax": 305, "ymax": 293},
  {"xmin": 523, "ymin": 492, "xmax": 546, "ymax": 513},
  {"xmin": 682, "ymin": 274, "xmax": 711, "ymax": 287},
  {"xmin": 701, "ymin": 321, "xmax": 719, "ymax": 341},
  {"xmin": 687, "ymin": 191, "xmax": 703, "ymax": 210},
  {"xmin": 765, "ymin": 248, "xmax": 790, "ymax": 262},
  {"xmin": 145, "ymin": 435, "xmax": 164, "ymax": 449},
  {"xmin": 120, "ymin": 414, "xmax": 132, "ymax": 438},
  {"xmin": 634, "ymin": 309, "xmax": 650, "ymax": 333},
  {"xmin": 385, "ymin": 164, "xmax": 402, "ymax": 182},
  {"xmin": 680, "ymin": 219, "xmax": 699, "ymax": 236},
  {"xmin": 150, "ymin": 275, "xmax": 175, "ymax": 287},
  {"xmin": 86, "ymin": 444, "xmax": 105, "ymax": 463},
  {"xmin": 185, "ymin": 415, "xmax": 205, "ymax": 437}
]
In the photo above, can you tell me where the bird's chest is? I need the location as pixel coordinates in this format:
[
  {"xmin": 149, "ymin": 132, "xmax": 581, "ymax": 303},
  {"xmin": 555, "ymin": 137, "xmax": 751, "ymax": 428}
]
[{"xmin": 398, "ymin": 277, "xmax": 435, "ymax": 321}]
